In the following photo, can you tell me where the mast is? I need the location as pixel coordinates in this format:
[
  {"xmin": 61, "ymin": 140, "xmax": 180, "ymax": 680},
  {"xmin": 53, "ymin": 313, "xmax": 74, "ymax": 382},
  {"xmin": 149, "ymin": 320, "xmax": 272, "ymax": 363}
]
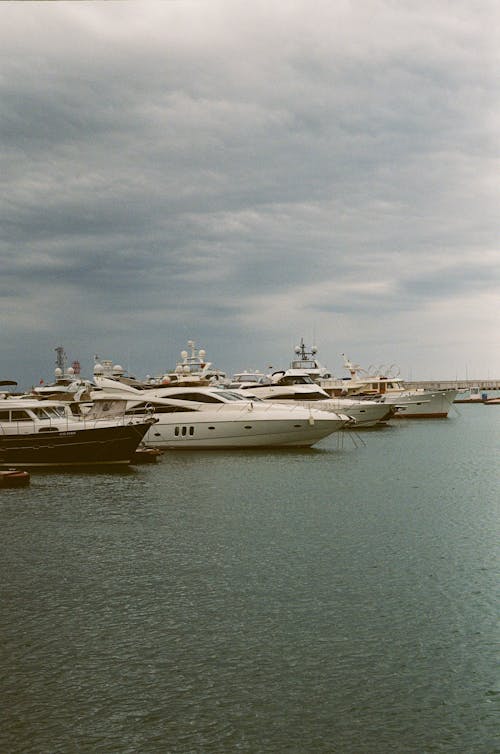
[{"xmin": 54, "ymin": 346, "xmax": 67, "ymax": 373}]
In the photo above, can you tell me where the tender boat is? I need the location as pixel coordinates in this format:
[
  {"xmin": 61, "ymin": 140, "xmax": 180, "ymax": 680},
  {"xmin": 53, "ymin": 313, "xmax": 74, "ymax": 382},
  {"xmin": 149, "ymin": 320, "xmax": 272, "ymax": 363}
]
[
  {"xmin": 454, "ymin": 387, "xmax": 488, "ymax": 403},
  {"xmin": 90, "ymin": 377, "xmax": 351, "ymax": 448},
  {"xmin": 0, "ymin": 469, "xmax": 30, "ymax": 487},
  {"xmin": 0, "ymin": 393, "xmax": 156, "ymax": 467}
]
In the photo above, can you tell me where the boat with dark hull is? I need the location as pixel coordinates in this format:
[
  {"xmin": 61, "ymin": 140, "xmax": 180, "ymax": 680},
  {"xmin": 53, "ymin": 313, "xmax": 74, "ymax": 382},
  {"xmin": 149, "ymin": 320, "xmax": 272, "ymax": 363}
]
[{"xmin": 0, "ymin": 395, "xmax": 156, "ymax": 468}]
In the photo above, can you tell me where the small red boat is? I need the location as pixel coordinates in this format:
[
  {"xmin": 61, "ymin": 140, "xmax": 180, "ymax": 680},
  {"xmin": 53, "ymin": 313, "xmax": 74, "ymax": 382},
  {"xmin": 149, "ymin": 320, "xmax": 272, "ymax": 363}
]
[
  {"xmin": 132, "ymin": 446, "xmax": 163, "ymax": 464},
  {"xmin": 0, "ymin": 469, "xmax": 31, "ymax": 488}
]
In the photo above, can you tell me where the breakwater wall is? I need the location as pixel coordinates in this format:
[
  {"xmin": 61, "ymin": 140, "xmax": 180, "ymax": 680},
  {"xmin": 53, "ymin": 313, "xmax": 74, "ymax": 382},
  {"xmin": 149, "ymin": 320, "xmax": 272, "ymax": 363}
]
[{"xmin": 405, "ymin": 379, "xmax": 500, "ymax": 390}]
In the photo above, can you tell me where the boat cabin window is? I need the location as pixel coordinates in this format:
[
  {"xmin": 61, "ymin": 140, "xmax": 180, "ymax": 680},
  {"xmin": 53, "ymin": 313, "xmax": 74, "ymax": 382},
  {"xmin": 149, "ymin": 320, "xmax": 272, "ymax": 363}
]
[
  {"xmin": 9, "ymin": 410, "xmax": 32, "ymax": 422},
  {"xmin": 0, "ymin": 410, "xmax": 11, "ymax": 421},
  {"xmin": 125, "ymin": 403, "xmax": 195, "ymax": 415},
  {"xmin": 271, "ymin": 391, "xmax": 326, "ymax": 401},
  {"xmin": 153, "ymin": 405, "xmax": 196, "ymax": 413},
  {"xmin": 291, "ymin": 360, "xmax": 317, "ymax": 369},
  {"xmin": 166, "ymin": 392, "xmax": 223, "ymax": 403}
]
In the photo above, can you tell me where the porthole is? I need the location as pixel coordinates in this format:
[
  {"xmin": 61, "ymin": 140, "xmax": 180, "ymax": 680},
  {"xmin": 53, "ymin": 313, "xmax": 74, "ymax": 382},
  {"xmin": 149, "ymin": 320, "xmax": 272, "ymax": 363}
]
[
  {"xmin": 208, "ymin": 426, "xmax": 215, "ymax": 430},
  {"xmin": 244, "ymin": 425, "xmax": 253, "ymax": 429}
]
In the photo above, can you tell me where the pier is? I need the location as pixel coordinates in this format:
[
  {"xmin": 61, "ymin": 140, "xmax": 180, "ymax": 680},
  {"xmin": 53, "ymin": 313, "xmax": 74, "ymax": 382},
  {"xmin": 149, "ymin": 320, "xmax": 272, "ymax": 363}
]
[{"xmin": 405, "ymin": 379, "xmax": 500, "ymax": 391}]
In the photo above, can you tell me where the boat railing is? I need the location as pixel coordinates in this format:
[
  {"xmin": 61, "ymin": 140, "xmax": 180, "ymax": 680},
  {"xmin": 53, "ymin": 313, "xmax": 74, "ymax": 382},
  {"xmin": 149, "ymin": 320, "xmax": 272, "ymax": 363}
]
[{"xmin": 0, "ymin": 412, "xmax": 149, "ymax": 436}]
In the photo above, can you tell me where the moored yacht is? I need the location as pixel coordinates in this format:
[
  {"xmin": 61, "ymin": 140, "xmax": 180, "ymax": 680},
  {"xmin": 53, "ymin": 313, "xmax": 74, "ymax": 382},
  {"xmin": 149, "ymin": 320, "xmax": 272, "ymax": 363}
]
[
  {"xmin": 230, "ymin": 370, "xmax": 396, "ymax": 427},
  {"xmin": 288, "ymin": 339, "xmax": 333, "ymax": 379},
  {"xmin": 0, "ymin": 391, "xmax": 156, "ymax": 467},
  {"xmin": 319, "ymin": 356, "xmax": 458, "ymax": 418},
  {"xmin": 162, "ymin": 340, "xmax": 228, "ymax": 386},
  {"xmin": 93, "ymin": 341, "xmax": 228, "ymax": 389},
  {"xmin": 90, "ymin": 377, "xmax": 350, "ymax": 448}
]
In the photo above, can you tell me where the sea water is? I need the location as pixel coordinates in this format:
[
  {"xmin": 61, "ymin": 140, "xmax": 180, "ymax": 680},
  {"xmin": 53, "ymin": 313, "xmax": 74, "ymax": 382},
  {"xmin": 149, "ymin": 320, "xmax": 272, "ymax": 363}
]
[{"xmin": 1, "ymin": 405, "xmax": 498, "ymax": 753}]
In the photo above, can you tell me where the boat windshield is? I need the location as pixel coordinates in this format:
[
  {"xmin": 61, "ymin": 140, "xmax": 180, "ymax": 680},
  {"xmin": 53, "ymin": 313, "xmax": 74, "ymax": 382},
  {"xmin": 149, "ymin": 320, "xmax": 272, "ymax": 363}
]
[
  {"xmin": 218, "ymin": 391, "xmax": 254, "ymax": 401},
  {"xmin": 32, "ymin": 406, "xmax": 67, "ymax": 419},
  {"xmin": 291, "ymin": 360, "xmax": 318, "ymax": 370},
  {"xmin": 276, "ymin": 375, "xmax": 315, "ymax": 386},
  {"xmin": 232, "ymin": 374, "xmax": 269, "ymax": 384}
]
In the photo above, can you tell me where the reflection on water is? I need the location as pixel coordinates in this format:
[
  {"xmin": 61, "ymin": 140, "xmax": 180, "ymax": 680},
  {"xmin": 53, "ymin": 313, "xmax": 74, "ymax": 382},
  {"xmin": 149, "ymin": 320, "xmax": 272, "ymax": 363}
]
[{"xmin": 1, "ymin": 407, "xmax": 498, "ymax": 753}]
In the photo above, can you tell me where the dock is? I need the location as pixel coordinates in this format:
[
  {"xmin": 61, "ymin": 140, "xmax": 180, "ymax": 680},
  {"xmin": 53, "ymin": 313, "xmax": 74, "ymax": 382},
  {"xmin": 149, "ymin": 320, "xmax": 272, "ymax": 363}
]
[{"xmin": 404, "ymin": 379, "xmax": 500, "ymax": 391}]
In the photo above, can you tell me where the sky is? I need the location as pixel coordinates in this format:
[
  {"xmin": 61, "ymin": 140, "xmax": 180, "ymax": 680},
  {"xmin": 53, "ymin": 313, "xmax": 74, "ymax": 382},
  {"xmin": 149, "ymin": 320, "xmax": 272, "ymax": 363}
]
[{"xmin": 1, "ymin": 0, "xmax": 499, "ymax": 388}]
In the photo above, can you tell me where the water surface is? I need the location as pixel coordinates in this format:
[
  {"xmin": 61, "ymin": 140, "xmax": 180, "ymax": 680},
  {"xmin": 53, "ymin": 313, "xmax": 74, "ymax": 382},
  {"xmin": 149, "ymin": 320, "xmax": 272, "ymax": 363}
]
[{"xmin": 1, "ymin": 405, "xmax": 498, "ymax": 753}]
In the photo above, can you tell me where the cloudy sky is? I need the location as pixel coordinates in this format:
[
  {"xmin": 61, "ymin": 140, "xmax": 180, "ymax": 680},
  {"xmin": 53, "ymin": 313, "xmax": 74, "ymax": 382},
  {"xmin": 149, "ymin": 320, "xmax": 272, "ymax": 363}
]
[{"xmin": 1, "ymin": 0, "xmax": 499, "ymax": 387}]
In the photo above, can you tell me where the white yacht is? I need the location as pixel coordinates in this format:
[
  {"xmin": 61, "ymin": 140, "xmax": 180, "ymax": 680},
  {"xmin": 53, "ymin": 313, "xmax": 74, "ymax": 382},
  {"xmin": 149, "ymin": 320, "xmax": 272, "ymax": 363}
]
[
  {"xmin": 155, "ymin": 340, "xmax": 228, "ymax": 386},
  {"xmin": 93, "ymin": 341, "xmax": 228, "ymax": 389},
  {"xmin": 31, "ymin": 347, "xmax": 94, "ymax": 401},
  {"xmin": 288, "ymin": 339, "xmax": 334, "ymax": 379},
  {"xmin": 91, "ymin": 377, "xmax": 350, "ymax": 448},
  {"xmin": 319, "ymin": 356, "xmax": 458, "ymax": 418},
  {"xmin": 230, "ymin": 371, "xmax": 396, "ymax": 428}
]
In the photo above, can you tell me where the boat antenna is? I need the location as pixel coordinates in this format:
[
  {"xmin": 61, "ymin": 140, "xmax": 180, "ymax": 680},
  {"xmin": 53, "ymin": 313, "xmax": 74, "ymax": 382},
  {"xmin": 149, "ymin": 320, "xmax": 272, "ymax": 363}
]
[{"xmin": 54, "ymin": 346, "xmax": 67, "ymax": 373}]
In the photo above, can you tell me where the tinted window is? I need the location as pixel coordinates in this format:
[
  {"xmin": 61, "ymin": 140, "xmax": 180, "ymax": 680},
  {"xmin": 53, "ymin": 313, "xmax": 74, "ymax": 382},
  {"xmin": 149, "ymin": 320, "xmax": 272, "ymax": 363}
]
[{"xmin": 10, "ymin": 410, "xmax": 32, "ymax": 421}]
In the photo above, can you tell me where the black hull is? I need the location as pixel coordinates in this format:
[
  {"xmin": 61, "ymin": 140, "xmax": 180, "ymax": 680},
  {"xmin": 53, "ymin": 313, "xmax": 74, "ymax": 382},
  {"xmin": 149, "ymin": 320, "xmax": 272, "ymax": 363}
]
[{"xmin": 0, "ymin": 422, "xmax": 152, "ymax": 468}]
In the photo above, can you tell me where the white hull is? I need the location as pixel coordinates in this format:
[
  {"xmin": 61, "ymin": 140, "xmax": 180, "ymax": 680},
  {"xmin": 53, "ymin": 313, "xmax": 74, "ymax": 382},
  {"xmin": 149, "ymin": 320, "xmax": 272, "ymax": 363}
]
[
  {"xmin": 381, "ymin": 389, "xmax": 458, "ymax": 418},
  {"xmin": 144, "ymin": 415, "xmax": 346, "ymax": 448},
  {"xmin": 91, "ymin": 379, "xmax": 349, "ymax": 448},
  {"xmin": 230, "ymin": 378, "xmax": 392, "ymax": 428},
  {"xmin": 311, "ymin": 399, "xmax": 395, "ymax": 427},
  {"xmin": 252, "ymin": 398, "xmax": 394, "ymax": 428}
]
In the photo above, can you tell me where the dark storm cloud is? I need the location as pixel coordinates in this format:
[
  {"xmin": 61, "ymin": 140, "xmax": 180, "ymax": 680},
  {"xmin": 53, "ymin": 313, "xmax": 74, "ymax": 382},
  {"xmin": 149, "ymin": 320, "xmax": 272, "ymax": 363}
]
[{"xmin": 1, "ymin": 1, "xmax": 499, "ymax": 384}]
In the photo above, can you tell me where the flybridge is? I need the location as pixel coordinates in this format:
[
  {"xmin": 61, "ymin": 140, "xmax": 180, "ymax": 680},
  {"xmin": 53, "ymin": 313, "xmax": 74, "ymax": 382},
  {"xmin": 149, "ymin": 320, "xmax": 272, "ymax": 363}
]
[{"xmin": 289, "ymin": 339, "xmax": 333, "ymax": 379}]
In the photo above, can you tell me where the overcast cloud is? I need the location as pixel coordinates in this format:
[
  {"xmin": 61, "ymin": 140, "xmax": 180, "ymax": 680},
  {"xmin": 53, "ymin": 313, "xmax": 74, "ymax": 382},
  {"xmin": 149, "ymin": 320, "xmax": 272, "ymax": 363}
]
[{"xmin": 1, "ymin": 0, "xmax": 499, "ymax": 386}]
